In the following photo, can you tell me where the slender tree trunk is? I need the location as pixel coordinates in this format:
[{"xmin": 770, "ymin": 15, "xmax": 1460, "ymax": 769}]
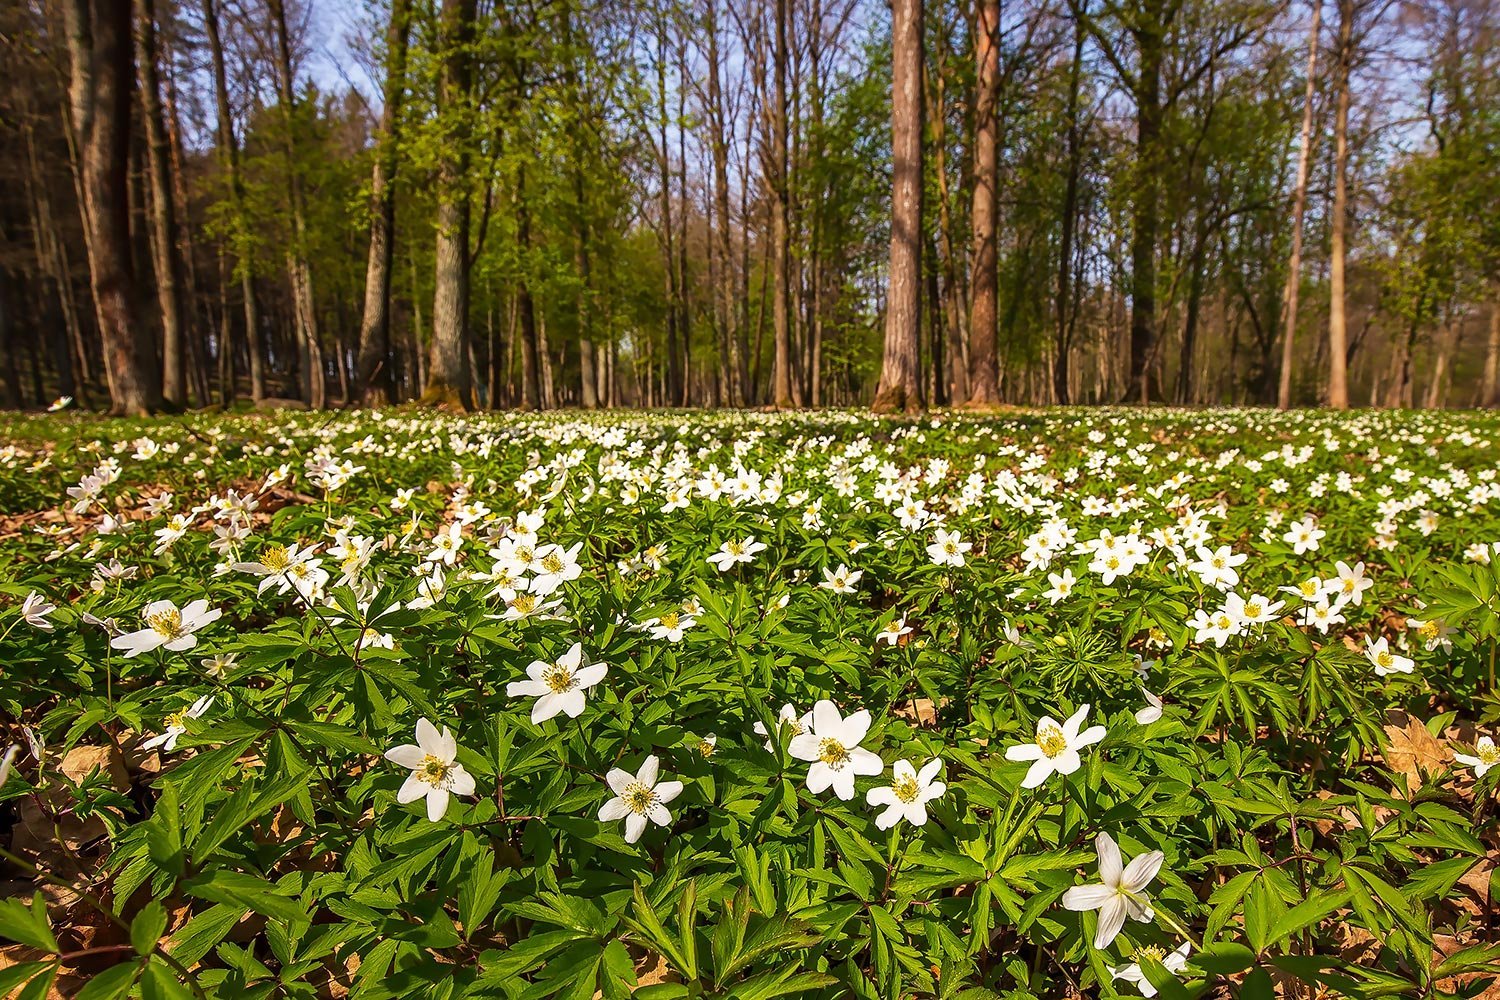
[
  {"xmin": 203, "ymin": 0, "xmax": 261, "ymax": 404},
  {"xmin": 421, "ymin": 0, "xmax": 475, "ymax": 408},
  {"xmin": 66, "ymin": 0, "xmax": 160, "ymax": 415},
  {"xmin": 770, "ymin": 0, "xmax": 797, "ymax": 407},
  {"xmin": 1483, "ymin": 282, "xmax": 1500, "ymax": 407},
  {"xmin": 267, "ymin": 0, "xmax": 323, "ymax": 407},
  {"xmin": 1277, "ymin": 0, "xmax": 1321, "ymax": 409},
  {"xmin": 135, "ymin": 0, "xmax": 187, "ymax": 407},
  {"xmin": 1326, "ymin": 0, "xmax": 1353, "ymax": 409},
  {"xmin": 873, "ymin": 0, "xmax": 924, "ymax": 413},
  {"xmin": 1054, "ymin": 7, "xmax": 1086, "ymax": 404},
  {"xmin": 1424, "ymin": 318, "xmax": 1456, "ymax": 409},
  {"xmin": 353, "ymin": 0, "xmax": 411, "ymax": 406},
  {"xmin": 1126, "ymin": 22, "xmax": 1164, "ymax": 404},
  {"xmin": 570, "ymin": 3, "xmax": 598, "ymax": 411},
  {"xmin": 515, "ymin": 162, "xmax": 542, "ymax": 410},
  {"xmin": 967, "ymin": 0, "xmax": 1000, "ymax": 404}
]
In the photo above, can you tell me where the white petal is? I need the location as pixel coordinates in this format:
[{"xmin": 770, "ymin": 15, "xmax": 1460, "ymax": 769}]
[
  {"xmin": 1096, "ymin": 832, "xmax": 1123, "ymax": 886},
  {"xmin": 637, "ymin": 755, "xmax": 660, "ymax": 787},
  {"xmin": 599, "ymin": 797, "xmax": 630, "ymax": 821},
  {"xmin": 1022, "ymin": 758, "xmax": 1055, "ymax": 788},
  {"xmin": 397, "ymin": 772, "xmax": 428, "ymax": 804},
  {"xmin": 1122, "ymin": 850, "xmax": 1165, "ymax": 892},
  {"xmin": 1062, "ymin": 883, "xmax": 1113, "ymax": 911},
  {"xmin": 653, "ymin": 780, "xmax": 683, "ymax": 804},
  {"xmin": 625, "ymin": 812, "xmax": 647, "ymax": 843},
  {"xmin": 811, "ymin": 700, "xmax": 842, "ymax": 736},
  {"xmin": 425, "ymin": 788, "xmax": 450, "ymax": 822},
  {"xmin": 1094, "ymin": 894, "xmax": 1128, "ymax": 949},
  {"xmin": 385, "ymin": 744, "xmax": 424, "ymax": 768}
]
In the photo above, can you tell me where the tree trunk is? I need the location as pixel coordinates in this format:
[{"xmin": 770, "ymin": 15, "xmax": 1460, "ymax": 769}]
[
  {"xmin": 770, "ymin": 0, "xmax": 798, "ymax": 407},
  {"xmin": 202, "ymin": 0, "xmax": 261, "ymax": 405},
  {"xmin": 967, "ymin": 0, "xmax": 1000, "ymax": 405},
  {"xmin": 421, "ymin": 0, "xmax": 475, "ymax": 409},
  {"xmin": 1127, "ymin": 20, "xmax": 1164, "ymax": 404},
  {"xmin": 1277, "ymin": 0, "xmax": 1321, "ymax": 409},
  {"xmin": 66, "ymin": 0, "xmax": 160, "ymax": 415},
  {"xmin": 873, "ymin": 0, "xmax": 925, "ymax": 414},
  {"xmin": 267, "ymin": 0, "xmax": 323, "ymax": 408},
  {"xmin": 135, "ymin": 0, "xmax": 187, "ymax": 407},
  {"xmin": 1054, "ymin": 7, "xmax": 1085, "ymax": 404},
  {"xmin": 1483, "ymin": 282, "xmax": 1500, "ymax": 407},
  {"xmin": 353, "ymin": 0, "xmax": 411, "ymax": 407},
  {"xmin": 1326, "ymin": 0, "xmax": 1353, "ymax": 409}
]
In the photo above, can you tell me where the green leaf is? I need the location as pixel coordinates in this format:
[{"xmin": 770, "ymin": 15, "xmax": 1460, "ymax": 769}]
[
  {"xmin": 0, "ymin": 894, "xmax": 58, "ymax": 953},
  {"xmin": 73, "ymin": 961, "xmax": 141, "ymax": 1000},
  {"xmin": 131, "ymin": 900, "xmax": 168, "ymax": 956}
]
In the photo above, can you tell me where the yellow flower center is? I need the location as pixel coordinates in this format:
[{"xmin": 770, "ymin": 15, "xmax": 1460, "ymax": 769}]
[
  {"xmin": 819, "ymin": 738, "xmax": 851, "ymax": 769},
  {"xmin": 511, "ymin": 593, "xmax": 537, "ymax": 614},
  {"xmin": 163, "ymin": 711, "xmax": 186, "ymax": 730},
  {"xmin": 726, "ymin": 542, "xmax": 744, "ymax": 556},
  {"xmin": 622, "ymin": 781, "xmax": 656, "ymax": 814},
  {"xmin": 148, "ymin": 608, "xmax": 184, "ymax": 638},
  {"xmin": 1245, "ymin": 602, "xmax": 1262, "ymax": 617},
  {"xmin": 542, "ymin": 664, "xmax": 575, "ymax": 693},
  {"xmin": 1037, "ymin": 724, "xmax": 1068, "ymax": 758},
  {"xmin": 419, "ymin": 755, "xmax": 450, "ymax": 786},
  {"xmin": 1480, "ymin": 745, "xmax": 1500, "ymax": 766},
  {"xmin": 1300, "ymin": 579, "xmax": 1319, "ymax": 596},
  {"xmin": 1135, "ymin": 945, "xmax": 1166, "ymax": 964},
  {"xmin": 262, "ymin": 545, "xmax": 290, "ymax": 571},
  {"xmin": 1376, "ymin": 651, "xmax": 1393, "ymax": 668},
  {"xmin": 697, "ymin": 739, "xmax": 715, "ymax": 758},
  {"xmin": 1420, "ymin": 620, "xmax": 1441, "ymax": 640},
  {"xmin": 541, "ymin": 552, "xmax": 564, "ymax": 573},
  {"xmin": 659, "ymin": 612, "xmax": 680, "ymax": 630},
  {"xmin": 893, "ymin": 775, "xmax": 921, "ymax": 803}
]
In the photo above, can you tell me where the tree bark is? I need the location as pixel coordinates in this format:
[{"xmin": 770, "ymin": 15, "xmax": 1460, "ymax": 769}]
[
  {"xmin": 1277, "ymin": 0, "xmax": 1321, "ymax": 409},
  {"xmin": 354, "ymin": 0, "xmax": 411, "ymax": 407},
  {"xmin": 1483, "ymin": 282, "xmax": 1500, "ymax": 406},
  {"xmin": 66, "ymin": 0, "xmax": 161, "ymax": 415},
  {"xmin": 872, "ymin": 0, "xmax": 925, "ymax": 414},
  {"xmin": 1054, "ymin": 7, "xmax": 1086, "ymax": 404},
  {"xmin": 1127, "ymin": 16, "xmax": 1164, "ymax": 404},
  {"xmin": 967, "ymin": 0, "xmax": 1000, "ymax": 404},
  {"xmin": 135, "ymin": 0, "xmax": 187, "ymax": 408},
  {"xmin": 770, "ymin": 0, "xmax": 797, "ymax": 407},
  {"xmin": 267, "ymin": 0, "xmax": 324, "ymax": 408},
  {"xmin": 203, "ymin": 0, "xmax": 262, "ymax": 404},
  {"xmin": 421, "ymin": 0, "xmax": 476, "ymax": 409},
  {"xmin": 1326, "ymin": 0, "xmax": 1353, "ymax": 409}
]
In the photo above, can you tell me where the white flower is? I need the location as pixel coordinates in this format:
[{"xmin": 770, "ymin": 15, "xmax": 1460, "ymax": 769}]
[
  {"xmin": 385, "ymin": 719, "xmax": 476, "ymax": 822},
  {"xmin": 876, "ymin": 617, "xmax": 913, "ymax": 646},
  {"xmin": 20, "ymin": 592, "xmax": 56, "ymax": 631},
  {"xmin": 1043, "ymin": 569, "xmax": 1076, "ymax": 604},
  {"xmin": 1283, "ymin": 516, "xmax": 1325, "ymax": 554},
  {"xmin": 1062, "ymin": 831, "xmax": 1165, "ymax": 949},
  {"xmin": 1365, "ymin": 636, "xmax": 1414, "ymax": 677},
  {"xmin": 644, "ymin": 610, "xmax": 695, "ymax": 642},
  {"xmin": 753, "ymin": 703, "xmax": 812, "ymax": 751},
  {"xmin": 788, "ymin": 700, "xmax": 884, "ymax": 800},
  {"xmin": 111, "ymin": 600, "xmax": 222, "ymax": 658},
  {"xmin": 47, "ymin": 395, "xmax": 73, "ymax": 412},
  {"xmin": 530, "ymin": 541, "xmax": 584, "ymax": 596},
  {"xmin": 505, "ymin": 643, "xmax": 607, "ymax": 723},
  {"xmin": 141, "ymin": 695, "xmax": 215, "ymax": 753},
  {"xmin": 819, "ymin": 564, "xmax": 863, "ymax": 594},
  {"xmin": 1111, "ymin": 942, "xmax": 1191, "ymax": 997},
  {"xmin": 1187, "ymin": 544, "xmax": 1245, "ymax": 590},
  {"xmin": 865, "ymin": 758, "xmax": 946, "ymax": 829},
  {"xmin": 1455, "ymin": 736, "xmax": 1500, "ymax": 778},
  {"xmin": 926, "ymin": 528, "xmax": 971, "ymax": 567},
  {"xmin": 1331, "ymin": 560, "xmax": 1373, "ymax": 606},
  {"xmin": 1135, "ymin": 689, "xmax": 1164, "ymax": 725},
  {"xmin": 1004, "ymin": 704, "xmax": 1106, "ymax": 788},
  {"xmin": 707, "ymin": 536, "xmax": 767, "ymax": 572},
  {"xmin": 599, "ymin": 754, "xmax": 683, "ymax": 843}
]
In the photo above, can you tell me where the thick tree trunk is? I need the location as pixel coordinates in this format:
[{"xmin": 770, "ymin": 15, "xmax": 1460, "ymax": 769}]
[
  {"xmin": 354, "ymin": 0, "xmax": 410, "ymax": 407},
  {"xmin": 873, "ymin": 0, "xmax": 925, "ymax": 414},
  {"xmin": 66, "ymin": 0, "xmax": 161, "ymax": 415},
  {"xmin": 1326, "ymin": 0, "xmax": 1353, "ymax": 409},
  {"xmin": 422, "ymin": 0, "xmax": 475, "ymax": 409},
  {"xmin": 967, "ymin": 0, "xmax": 1000, "ymax": 405},
  {"xmin": 1277, "ymin": 0, "xmax": 1321, "ymax": 409},
  {"xmin": 203, "ymin": 0, "xmax": 262, "ymax": 404}
]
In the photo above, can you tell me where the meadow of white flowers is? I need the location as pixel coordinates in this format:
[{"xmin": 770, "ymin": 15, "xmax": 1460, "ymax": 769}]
[{"xmin": 1, "ymin": 406, "xmax": 1498, "ymax": 998}]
